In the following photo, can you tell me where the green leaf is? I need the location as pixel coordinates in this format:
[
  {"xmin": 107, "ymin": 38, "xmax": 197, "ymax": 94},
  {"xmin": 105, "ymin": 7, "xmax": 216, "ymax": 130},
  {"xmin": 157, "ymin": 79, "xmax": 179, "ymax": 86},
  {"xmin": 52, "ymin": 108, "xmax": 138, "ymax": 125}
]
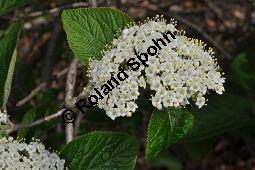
[
  {"xmin": 148, "ymin": 152, "xmax": 182, "ymax": 170},
  {"xmin": 17, "ymin": 107, "xmax": 37, "ymax": 138},
  {"xmin": 60, "ymin": 132, "xmax": 139, "ymax": 170},
  {"xmin": 18, "ymin": 103, "xmax": 59, "ymax": 140},
  {"xmin": 44, "ymin": 132, "xmax": 65, "ymax": 151},
  {"xmin": 185, "ymin": 137, "xmax": 216, "ymax": 160},
  {"xmin": 185, "ymin": 94, "xmax": 255, "ymax": 142},
  {"xmin": 146, "ymin": 108, "xmax": 194, "ymax": 160},
  {"xmin": 0, "ymin": 0, "xmax": 30, "ymax": 16},
  {"xmin": 231, "ymin": 52, "xmax": 255, "ymax": 93},
  {"xmin": 61, "ymin": 7, "xmax": 133, "ymax": 66},
  {"xmin": 231, "ymin": 124, "xmax": 255, "ymax": 136},
  {"xmin": 0, "ymin": 21, "xmax": 22, "ymax": 110}
]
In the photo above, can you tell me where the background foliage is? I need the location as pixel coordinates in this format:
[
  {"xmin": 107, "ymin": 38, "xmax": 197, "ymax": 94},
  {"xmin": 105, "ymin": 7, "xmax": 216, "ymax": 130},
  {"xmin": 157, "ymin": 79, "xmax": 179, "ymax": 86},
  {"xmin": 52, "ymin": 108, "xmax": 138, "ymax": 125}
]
[{"xmin": 0, "ymin": 0, "xmax": 255, "ymax": 169}]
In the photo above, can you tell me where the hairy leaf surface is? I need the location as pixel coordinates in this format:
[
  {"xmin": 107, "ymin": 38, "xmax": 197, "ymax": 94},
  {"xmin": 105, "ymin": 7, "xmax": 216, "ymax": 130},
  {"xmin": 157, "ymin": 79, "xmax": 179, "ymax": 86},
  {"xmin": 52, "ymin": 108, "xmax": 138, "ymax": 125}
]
[
  {"xmin": 60, "ymin": 132, "xmax": 139, "ymax": 170},
  {"xmin": 0, "ymin": 21, "xmax": 22, "ymax": 110},
  {"xmin": 185, "ymin": 94, "xmax": 255, "ymax": 142},
  {"xmin": 146, "ymin": 108, "xmax": 194, "ymax": 160},
  {"xmin": 62, "ymin": 8, "xmax": 133, "ymax": 66}
]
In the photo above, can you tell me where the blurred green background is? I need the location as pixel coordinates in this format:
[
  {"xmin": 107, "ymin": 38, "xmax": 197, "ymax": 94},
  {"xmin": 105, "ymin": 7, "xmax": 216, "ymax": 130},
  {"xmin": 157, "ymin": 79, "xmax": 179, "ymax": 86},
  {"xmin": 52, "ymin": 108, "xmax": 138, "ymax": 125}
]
[{"xmin": 1, "ymin": 0, "xmax": 255, "ymax": 169}]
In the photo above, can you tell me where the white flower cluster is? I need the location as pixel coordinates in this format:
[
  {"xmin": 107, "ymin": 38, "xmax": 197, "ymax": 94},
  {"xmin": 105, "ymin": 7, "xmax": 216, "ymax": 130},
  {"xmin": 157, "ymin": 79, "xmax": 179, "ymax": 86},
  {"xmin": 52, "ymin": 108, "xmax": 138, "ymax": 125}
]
[
  {"xmin": 0, "ymin": 111, "xmax": 8, "ymax": 124},
  {"xmin": 0, "ymin": 137, "xmax": 65, "ymax": 170},
  {"xmin": 88, "ymin": 16, "xmax": 225, "ymax": 120}
]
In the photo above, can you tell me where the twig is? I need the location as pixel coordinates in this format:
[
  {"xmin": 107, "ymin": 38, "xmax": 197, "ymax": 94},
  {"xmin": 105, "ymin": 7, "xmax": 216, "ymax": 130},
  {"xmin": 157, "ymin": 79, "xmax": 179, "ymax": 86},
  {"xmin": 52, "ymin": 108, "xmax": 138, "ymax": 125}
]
[
  {"xmin": 42, "ymin": 12, "xmax": 62, "ymax": 84},
  {"xmin": 10, "ymin": 109, "xmax": 65, "ymax": 133},
  {"xmin": 11, "ymin": 61, "xmax": 86, "ymax": 134},
  {"xmin": 155, "ymin": 8, "xmax": 233, "ymax": 60},
  {"xmin": 65, "ymin": 59, "xmax": 79, "ymax": 107},
  {"xmin": 129, "ymin": 3, "xmax": 233, "ymax": 60},
  {"xmin": 176, "ymin": 16, "xmax": 232, "ymax": 59},
  {"xmin": 65, "ymin": 58, "xmax": 79, "ymax": 143},
  {"xmin": 16, "ymin": 67, "xmax": 69, "ymax": 107},
  {"xmin": 74, "ymin": 111, "xmax": 83, "ymax": 137},
  {"xmin": 16, "ymin": 62, "xmax": 83, "ymax": 107},
  {"xmin": 65, "ymin": 120, "xmax": 74, "ymax": 143},
  {"xmin": 158, "ymin": 0, "xmax": 185, "ymax": 8},
  {"xmin": 72, "ymin": 79, "xmax": 93, "ymax": 137},
  {"xmin": 203, "ymin": 0, "xmax": 227, "ymax": 27},
  {"xmin": 89, "ymin": 0, "xmax": 98, "ymax": 7},
  {"xmin": 72, "ymin": 0, "xmax": 98, "ymax": 138},
  {"xmin": 2, "ymin": 2, "xmax": 88, "ymax": 24},
  {"xmin": 11, "ymin": 72, "xmax": 88, "ymax": 134}
]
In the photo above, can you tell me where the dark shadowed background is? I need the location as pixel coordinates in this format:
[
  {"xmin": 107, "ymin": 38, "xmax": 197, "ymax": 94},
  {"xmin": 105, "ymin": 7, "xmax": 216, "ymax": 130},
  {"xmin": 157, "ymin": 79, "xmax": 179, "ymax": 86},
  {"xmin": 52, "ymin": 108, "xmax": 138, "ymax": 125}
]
[{"xmin": 1, "ymin": 0, "xmax": 255, "ymax": 170}]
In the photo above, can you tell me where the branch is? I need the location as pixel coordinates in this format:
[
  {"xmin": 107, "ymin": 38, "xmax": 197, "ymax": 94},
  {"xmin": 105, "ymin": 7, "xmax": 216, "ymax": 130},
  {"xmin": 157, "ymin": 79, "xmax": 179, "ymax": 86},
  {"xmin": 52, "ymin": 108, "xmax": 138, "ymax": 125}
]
[
  {"xmin": 10, "ymin": 79, "xmax": 90, "ymax": 134},
  {"xmin": 74, "ymin": 111, "xmax": 83, "ymax": 137},
  {"xmin": 157, "ymin": 9, "xmax": 232, "ymax": 60},
  {"xmin": 10, "ymin": 109, "xmax": 65, "ymax": 133},
  {"xmin": 42, "ymin": 12, "xmax": 62, "ymax": 83},
  {"xmin": 203, "ymin": 0, "xmax": 227, "ymax": 27},
  {"xmin": 175, "ymin": 16, "xmax": 232, "ymax": 59},
  {"xmin": 128, "ymin": 3, "xmax": 233, "ymax": 60},
  {"xmin": 2, "ymin": 2, "xmax": 88, "ymax": 23},
  {"xmin": 16, "ymin": 67, "xmax": 69, "ymax": 107},
  {"xmin": 16, "ymin": 62, "xmax": 83, "ymax": 107},
  {"xmin": 65, "ymin": 58, "xmax": 79, "ymax": 143}
]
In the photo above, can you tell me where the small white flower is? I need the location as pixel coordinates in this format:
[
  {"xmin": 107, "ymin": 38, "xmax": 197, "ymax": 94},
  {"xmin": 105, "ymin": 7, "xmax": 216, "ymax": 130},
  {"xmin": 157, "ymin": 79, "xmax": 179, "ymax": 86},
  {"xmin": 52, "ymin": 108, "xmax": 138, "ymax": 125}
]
[
  {"xmin": 88, "ymin": 16, "xmax": 225, "ymax": 119},
  {"xmin": 0, "ymin": 111, "xmax": 8, "ymax": 124},
  {"xmin": 138, "ymin": 76, "xmax": 146, "ymax": 88},
  {"xmin": 122, "ymin": 28, "xmax": 129, "ymax": 35},
  {"xmin": 0, "ymin": 137, "xmax": 65, "ymax": 169},
  {"xmin": 195, "ymin": 96, "xmax": 206, "ymax": 108}
]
